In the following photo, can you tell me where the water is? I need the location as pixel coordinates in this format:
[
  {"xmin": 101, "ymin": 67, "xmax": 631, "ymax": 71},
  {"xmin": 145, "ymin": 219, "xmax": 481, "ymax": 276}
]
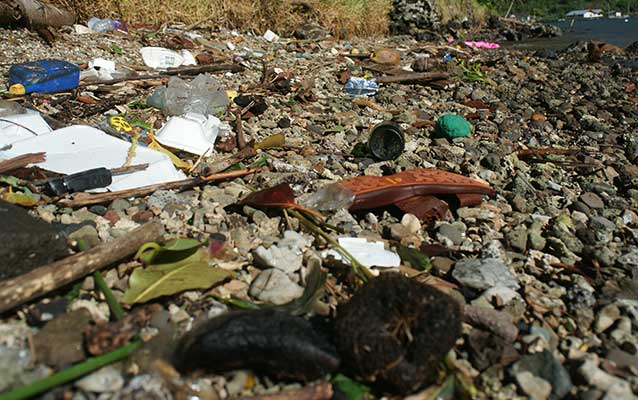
[{"xmin": 508, "ymin": 18, "xmax": 638, "ymax": 50}]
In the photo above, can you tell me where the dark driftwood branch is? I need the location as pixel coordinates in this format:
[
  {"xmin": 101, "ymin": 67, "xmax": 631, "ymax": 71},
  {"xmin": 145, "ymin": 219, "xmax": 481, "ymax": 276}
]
[
  {"xmin": 57, "ymin": 168, "xmax": 261, "ymax": 208},
  {"xmin": 0, "ymin": 221, "xmax": 165, "ymax": 314},
  {"xmin": 375, "ymin": 72, "xmax": 449, "ymax": 84}
]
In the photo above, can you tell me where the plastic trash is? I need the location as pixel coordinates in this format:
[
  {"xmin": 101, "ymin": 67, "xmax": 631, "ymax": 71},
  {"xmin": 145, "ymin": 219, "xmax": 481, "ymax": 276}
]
[
  {"xmin": 8, "ymin": 59, "xmax": 80, "ymax": 94},
  {"xmin": 299, "ymin": 183, "xmax": 356, "ymax": 212},
  {"xmin": 46, "ymin": 167, "xmax": 113, "ymax": 195},
  {"xmin": 155, "ymin": 113, "xmax": 225, "ymax": 156},
  {"xmin": 434, "ymin": 114, "xmax": 472, "ymax": 139},
  {"xmin": 464, "ymin": 41, "xmax": 500, "ymax": 49},
  {"xmin": 344, "ymin": 77, "xmax": 378, "ymax": 98},
  {"xmin": 140, "ymin": 47, "xmax": 196, "ymax": 69},
  {"xmin": 263, "ymin": 29, "xmax": 280, "ymax": 43},
  {"xmin": 0, "ymin": 125, "xmax": 185, "ymax": 192},
  {"xmin": 80, "ymin": 58, "xmax": 126, "ymax": 82},
  {"xmin": 442, "ymin": 53, "xmax": 453, "ymax": 63},
  {"xmin": 87, "ymin": 17, "xmax": 120, "ymax": 32},
  {"xmin": 0, "ymin": 102, "xmax": 52, "ymax": 147},
  {"xmin": 147, "ymin": 74, "xmax": 229, "ymax": 117},
  {"xmin": 323, "ymin": 237, "xmax": 401, "ymax": 268},
  {"xmin": 368, "ymin": 121, "xmax": 405, "ymax": 161}
]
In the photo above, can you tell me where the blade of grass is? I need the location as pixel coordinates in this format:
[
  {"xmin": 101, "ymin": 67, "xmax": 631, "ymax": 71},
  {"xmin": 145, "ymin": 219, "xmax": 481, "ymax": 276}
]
[{"xmin": 77, "ymin": 239, "xmax": 126, "ymax": 320}]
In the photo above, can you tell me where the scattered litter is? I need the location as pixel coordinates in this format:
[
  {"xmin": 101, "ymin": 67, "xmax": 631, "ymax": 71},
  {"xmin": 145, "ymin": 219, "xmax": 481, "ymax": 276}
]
[
  {"xmin": 140, "ymin": 47, "xmax": 196, "ymax": 69},
  {"xmin": 324, "ymin": 237, "xmax": 400, "ymax": 268},
  {"xmin": 147, "ymin": 75, "xmax": 228, "ymax": 116},
  {"xmin": 434, "ymin": 114, "xmax": 472, "ymax": 138},
  {"xmin": 0, "ymin": 125, "xmax": 185, "ymax": 192},
  {"xmin": 344, "ymin": 77, "xmax": 378, "ymax": 98},
  {"xmin": 155, "ymin": 113, "xmax": 225, "ymax": 156},
  {"xmin": 464, "ymin": 41, "xmax": 500, "ymax": 49},
  {"xmin": 263, "ymin": 29, "xmax": 280, "ymax": 43},
  {"xmin": 8, "ymin": 59, "xmax": 80, "ymax": 94}
]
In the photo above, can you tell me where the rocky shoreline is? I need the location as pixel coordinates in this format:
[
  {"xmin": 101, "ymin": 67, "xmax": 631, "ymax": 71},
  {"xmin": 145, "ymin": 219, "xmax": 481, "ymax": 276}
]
[{"xmin": 0, "ymin": 17, "xmax": 638, "ymax": 400}]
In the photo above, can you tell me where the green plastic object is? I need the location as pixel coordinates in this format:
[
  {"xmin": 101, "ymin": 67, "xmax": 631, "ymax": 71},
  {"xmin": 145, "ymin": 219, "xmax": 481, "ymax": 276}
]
[{"xmin": 434, "ymin": 114, "xmax": 472, "ymax": 138}]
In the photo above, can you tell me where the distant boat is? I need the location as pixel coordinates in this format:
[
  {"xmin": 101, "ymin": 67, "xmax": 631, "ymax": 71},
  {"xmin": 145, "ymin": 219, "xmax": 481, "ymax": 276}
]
[{"xmin": 566, "ymin": 9, "xmax": 604, "ymax": 18}]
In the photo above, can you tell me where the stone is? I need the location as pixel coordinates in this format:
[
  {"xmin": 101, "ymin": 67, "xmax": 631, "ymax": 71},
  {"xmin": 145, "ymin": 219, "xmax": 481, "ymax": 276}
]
[
  {"xmin": 511, "ymin": 351, "xmax": 573, "ymax": 400},
  {"xmin": 68, "ymin": 225, "xmax": 100, "ymax": 248},
  {"xmin": 452, "ymin": 258, "xmax": 520, "ymax": 291},
  {"xmin": 515, "ymin": 371, "xmax": 552, "ymax": 400},
  {"xmin": 594, "ymin": 304, "xmax": 621, "ymax": 333},
  {"xmin": 529, "ymin": 222, "xmax": 547, "ymax": 250},
  {"xmin": 507, "ymin": 227, "xmax": 529, "ymax": 252},
  {"xmin": 75, "ymin": 366, "xmax": 124, "ymax": 393},
  {"xmin": 580, "ymin": 192, "xmax": 604, "ymax": 209},
  {"xmin": 249, "ymin": 268, "xmax": 303, "ymax": 305},
  {"xmin": 401, "ymin": 213, "xmax": 421, "ymax": 234},
  {"xmin": 33, "ymin": 309, "xmax": 91, "ymax": 368},
  {"xmin": 437, "ymin": 223, "xmax": 465, "ymax": 245},
  {"xmin": 0, "ymin": 200, "xmax": 68, "ymax": 280},
  {"xmin": 109, "ymin": 199, "xmax": 130, "ymax": 212},
  {"xmin": 578, "ymin": 357, "xmax": 634, "ymax": 399},
  {"xmin": 253, "ymin": 231, "xmax": 311, "ymax": 274},
  {"xmin": 89, "ymin": 205, "xmax": 108, "ymax": 216}
]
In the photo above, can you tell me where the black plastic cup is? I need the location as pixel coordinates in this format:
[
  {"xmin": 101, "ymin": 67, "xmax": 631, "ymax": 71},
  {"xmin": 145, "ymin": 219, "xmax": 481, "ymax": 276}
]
[{"xmin": 368, "ymin": 121, "xmax": 405, "ymax": 161}]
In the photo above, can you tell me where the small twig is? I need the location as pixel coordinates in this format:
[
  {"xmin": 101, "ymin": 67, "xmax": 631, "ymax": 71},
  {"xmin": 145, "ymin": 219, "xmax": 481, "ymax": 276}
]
[
  {"xmin": 0, "ymin": 341, "xmax": 141, "ymax": 400},
  {"xmin": 234, "ymin": 109, "xmax": 247, "ymax": 150},
  {"xmin": 0, "ymin": 153, "xmax": 46, "ymax": 174}
]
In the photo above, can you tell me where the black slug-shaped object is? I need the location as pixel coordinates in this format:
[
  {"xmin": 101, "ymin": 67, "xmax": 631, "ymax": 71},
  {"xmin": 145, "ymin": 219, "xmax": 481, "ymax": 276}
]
[
  {"xmin": 335, "ymin": 272, "xmax": 462, "ymax": 395},
  {"xmin": 172, "ymin": 309, "xmax": 340, "ymax": 381}
]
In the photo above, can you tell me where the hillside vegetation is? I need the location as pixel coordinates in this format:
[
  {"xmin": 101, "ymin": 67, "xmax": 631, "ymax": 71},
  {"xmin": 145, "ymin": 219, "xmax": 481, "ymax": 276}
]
[{"xmin": 50, "ymin": 0, "xmax": 489, "ymax": 37}]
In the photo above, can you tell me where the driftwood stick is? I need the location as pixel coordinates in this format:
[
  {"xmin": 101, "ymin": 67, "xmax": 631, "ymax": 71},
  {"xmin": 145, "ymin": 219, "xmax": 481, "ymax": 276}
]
[
  {"xmin": 57, "ymin": 167, "xmax": 262, "ymax": 208},
  {"xmin": 79, "ymin": 64, "xmax": 244, "ymax": 87},
  {"xmin": 0, "ymin": 221, "xmax": 165, "ymax": 314},
  {"xmin": 375, "ymin": 72, "xmax": 449, "ymax": 84},
  {"xmin": 0, "ymin": 153, "xmax": 46, "ymax": 174}
]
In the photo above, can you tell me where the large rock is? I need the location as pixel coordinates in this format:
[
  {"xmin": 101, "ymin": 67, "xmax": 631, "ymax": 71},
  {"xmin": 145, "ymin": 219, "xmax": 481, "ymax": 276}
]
[{"xmin": 0, "ymin": 201, "xmax": 67, "ymax": 280}]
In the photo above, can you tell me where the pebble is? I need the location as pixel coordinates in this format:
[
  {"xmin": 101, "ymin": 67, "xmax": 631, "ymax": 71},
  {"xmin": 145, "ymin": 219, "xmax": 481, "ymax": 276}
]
[
  {"xmin": 594, "ymin": 304, "xmax": 621, "ymax": 333},
  {"xmin": 109, "ymin": 199, "xmax": 130, "ymax": 212},
  {"xmin": 249, "ymin": 268, "xmax": 303, "ymax": 305},
  {"xmin": 580, "ymin": 192, "xmax": 604, "ymax": 209},
  {"xmin": 515, "ymin": 371, "xmax": 552, "ymax": 400},
  {"xmin": 511, "ymin": 351, "xmax": 573, "ymax": 400},
  {"xmin": 75, "ymin": 366, "xmax": 124, "ymax": 393},
  {"xmin": 452, "ymin": 258, "xmax": 520, "ymax": 291}
]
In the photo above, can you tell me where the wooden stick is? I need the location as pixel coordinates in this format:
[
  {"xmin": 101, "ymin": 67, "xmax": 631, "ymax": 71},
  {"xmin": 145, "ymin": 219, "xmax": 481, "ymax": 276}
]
[
  {"xmin": 0, "ymin": 222, "xmax": 165, "ymax": 314},
  {"xmin": 0, "ymin": 153, "xmax": 46, "ymax": 174},
  {"xmin": 57, "ymin": 168, "xmax": 261, "ymax": 208},
  {"xmin": 78, "ymin": 64, "xmax": 244, "ymax": 87},
  {"xmin": 375, "ymin": 72, "xmax": 449, "ymax": 84}
]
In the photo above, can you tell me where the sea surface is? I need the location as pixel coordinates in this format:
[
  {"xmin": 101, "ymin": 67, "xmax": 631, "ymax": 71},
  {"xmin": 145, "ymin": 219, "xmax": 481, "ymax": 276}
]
[{"xmin": 507, "ymin": 18, "xmax": 638, "ymax": 50}]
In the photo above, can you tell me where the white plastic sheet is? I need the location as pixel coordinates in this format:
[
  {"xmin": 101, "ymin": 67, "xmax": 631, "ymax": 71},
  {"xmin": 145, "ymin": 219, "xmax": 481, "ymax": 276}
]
[{"xmin": 0, "ymin": 125, "xmax": 185, "ymax": 192}]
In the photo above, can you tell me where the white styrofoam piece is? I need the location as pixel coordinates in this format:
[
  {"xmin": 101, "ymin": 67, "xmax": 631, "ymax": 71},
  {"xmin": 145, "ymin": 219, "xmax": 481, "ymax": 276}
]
[
  {"xmin": 323, "ymin": 237, "xmax": 401, "ymax": 268},
  {"xmin": 140, "ymin": 47, "xmax": 185, "ymax": 69},
  {"xmin": 155, "ymin": 113, "xmax": 220, "ymax": 156},
  {"xmin": 0, "ymin": 113, "xmax": 52, "ymax": 148},
  {"xmin": 0, "ymin": 125, "xmax": 185, "ymax": 192}
]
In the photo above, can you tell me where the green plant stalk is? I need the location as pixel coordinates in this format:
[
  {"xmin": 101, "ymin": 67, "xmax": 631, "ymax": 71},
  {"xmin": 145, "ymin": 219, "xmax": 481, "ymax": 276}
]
[
  {"xmin": 76, "ymin": 239, "xmax": 126, "ymax": 320},
  {"xmin": 0, "ymin": 341, "xmax": 141, "ymax": 400},
  {"xmin": 288, "ymin": 209, "xmax": 373, "ymax": 281},
  {"xmin": 92, "ymin": 271, "xmax": 126, "ymax": 320}
]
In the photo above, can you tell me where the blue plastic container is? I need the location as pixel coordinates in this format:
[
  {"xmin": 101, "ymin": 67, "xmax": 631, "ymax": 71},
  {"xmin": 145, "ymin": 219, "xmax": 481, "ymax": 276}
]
[{"xmin": 8, "ymin": 59, "xmax": 80, "ymax": 94}]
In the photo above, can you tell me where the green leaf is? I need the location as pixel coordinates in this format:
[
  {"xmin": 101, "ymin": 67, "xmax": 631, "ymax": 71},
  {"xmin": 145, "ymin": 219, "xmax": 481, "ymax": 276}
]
[
  {"xmin": 396, "ymin": 245, "xmax": 432, "ymax": 272},
  {"xmin": 331, "ymin": 374, "xmax": 370, "ymax": 400},
  {"xmin": 0, "ymin": 175, "xmax": 32, "ymax": 193},
  {"xmin": 135, "ymin": 239, "xmax": 202, "ymax": 265},
  {"xmin": 254, "ymin": 133, "xmax": 285, "ymax": 150},
  {"xmin": 122, "ymin": 251, "xmax": 233, "ymax": 304}
]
